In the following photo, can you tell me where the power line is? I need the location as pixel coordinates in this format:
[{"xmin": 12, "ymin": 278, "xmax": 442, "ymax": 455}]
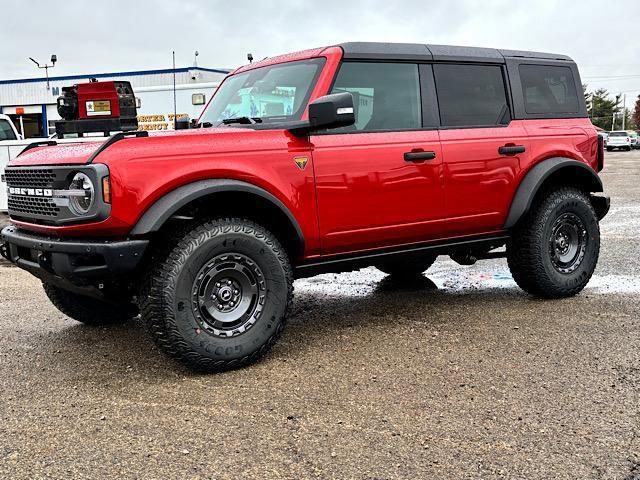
[{"xmin": 583, "ymin": 74, "xmax": 640, "ymax": 79}]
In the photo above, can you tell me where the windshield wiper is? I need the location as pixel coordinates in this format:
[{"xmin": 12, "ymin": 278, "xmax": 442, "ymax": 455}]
[{"xmin": 220, "ymin": 116, "xmax": 263, "ymax": 126}]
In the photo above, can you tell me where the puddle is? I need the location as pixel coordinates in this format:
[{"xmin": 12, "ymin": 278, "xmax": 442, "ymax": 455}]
[{"xmin": 295, "ymin": 265, "xmax": 640, "ymax": 297}]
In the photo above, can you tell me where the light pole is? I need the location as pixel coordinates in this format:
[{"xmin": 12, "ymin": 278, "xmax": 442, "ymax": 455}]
[{"xmin": 28, "ymin": 54, "xmax": 57, "ymax": 90}]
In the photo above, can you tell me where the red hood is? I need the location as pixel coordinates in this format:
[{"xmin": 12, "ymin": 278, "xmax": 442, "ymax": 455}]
[{"xmin": 7, "ymin": 127, "xmax": 250, "ymax": 167}]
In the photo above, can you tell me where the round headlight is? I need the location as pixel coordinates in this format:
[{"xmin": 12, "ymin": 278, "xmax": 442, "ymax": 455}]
[{"xmin": 69, "ymin": 172, "xmax": 95, "ymax": 215}]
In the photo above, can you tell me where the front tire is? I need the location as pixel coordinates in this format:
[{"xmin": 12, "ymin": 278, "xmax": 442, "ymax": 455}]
[
  {"xmin": 139, "ymin": 218, "xmax": 293, "ymax": 372},
  {"xmin": 43, "ymin": 283, "xmax": 138, "ymax": 325},
  {"xmin": 507, "ymin": 188, "xmax": 600, "ymax": 298}
]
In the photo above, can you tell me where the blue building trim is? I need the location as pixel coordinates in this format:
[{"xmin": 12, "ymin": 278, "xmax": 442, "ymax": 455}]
[
  {"xmin": 41, "ymin": 104, "xmax": 48, "ymax": 137},
  {"xmin": 0, "ymin": 67, "xmax": 230, "ymax": 86}
]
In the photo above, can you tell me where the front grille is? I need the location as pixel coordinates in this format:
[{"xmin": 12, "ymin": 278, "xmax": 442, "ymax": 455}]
[
  {"xmin": 4, "ymin": 169, "xmax": 56, "ymax": 188},
  {"xmin": 7, "ymin": 196, "xmax": 60, "ymax": 217},
  {"xmin": 4, "ymin": 164, "xmax": 110, "ymax": 226}
]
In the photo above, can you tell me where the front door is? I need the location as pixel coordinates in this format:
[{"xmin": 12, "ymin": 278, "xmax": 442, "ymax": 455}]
[{"xmin": 311, "ymin": 62, "xmax": 445, "ymax": 255}]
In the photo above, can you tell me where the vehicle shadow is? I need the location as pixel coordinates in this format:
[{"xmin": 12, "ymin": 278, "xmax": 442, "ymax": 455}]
[
  {"xmin": 283, "ymin": 272, "xmax": 534, "ymax": 355},
  {"xmin": 26, "ymin": 272, "xmax": 533, "ymax": 377}
]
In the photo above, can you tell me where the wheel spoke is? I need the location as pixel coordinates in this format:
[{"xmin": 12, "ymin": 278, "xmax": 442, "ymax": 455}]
[{"xmin": 191, "ymin": 253, "xmax": 266, "ymax": 338}]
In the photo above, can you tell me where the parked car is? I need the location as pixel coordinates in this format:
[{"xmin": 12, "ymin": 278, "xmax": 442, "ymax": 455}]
[
  {"xmin": 0, "ymin": 114, "xmax": 21, "ymax": 141},
  {"xmin": 629, "ymin": 131, "xmax": 639, "ymax": 149},
  {"xmin": 606, "ymin": 131, "xmax": 632, "ymax": 151},
  {"xmin": 1, "ymin": 42, "xmax": 609, "ymax": 372}
]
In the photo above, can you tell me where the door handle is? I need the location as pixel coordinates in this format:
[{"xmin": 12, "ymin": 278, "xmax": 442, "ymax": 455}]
[
  {"xmin": 498, "ymin": 145, "xmax": 526, "ymax": 156},
  {"xmin": 404, "ymin": 150, "xmax": 436, "ymax": 162}
]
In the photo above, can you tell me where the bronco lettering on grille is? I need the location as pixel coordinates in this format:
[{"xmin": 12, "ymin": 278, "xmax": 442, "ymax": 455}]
[{"xmin": 8, "ymin": 187, "xmax": 53, "ymax": 197}]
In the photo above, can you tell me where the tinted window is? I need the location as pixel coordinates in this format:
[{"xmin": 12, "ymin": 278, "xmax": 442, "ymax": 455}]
[
  {"xmin": 330, "ymin": 62, "xmax": 421, "ymax": 132},
  {"xmin": 433, "ymin": 64, "xmax": 510, "ymax": 127},
  {"xmin": 519, "ymin": 64, "xmax": 579, "ymax": 115},
  {"xmin": 0, "ymin": 120, "xmax": 17, "ymax": 141}
]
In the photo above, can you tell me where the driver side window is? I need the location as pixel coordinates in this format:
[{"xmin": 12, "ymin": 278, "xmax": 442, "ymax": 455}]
[{"xmin": 330, "ymin": 62, "xmax": 422, "ymax": 133}]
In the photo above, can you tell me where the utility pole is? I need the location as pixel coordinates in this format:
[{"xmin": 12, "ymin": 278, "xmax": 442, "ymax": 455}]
[
  {"xmin": 613, "ymin": 94, "xmax": 621, "ymax": 130},
  {"xmin": 622, "ymin": 94, "xmax": 627, "ymax": 130}
]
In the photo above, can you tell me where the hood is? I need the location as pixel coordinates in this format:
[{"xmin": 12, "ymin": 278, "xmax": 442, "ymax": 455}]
[{"xmin": 7, "ymin": 127, "xmax": 254, "ymax": 167}]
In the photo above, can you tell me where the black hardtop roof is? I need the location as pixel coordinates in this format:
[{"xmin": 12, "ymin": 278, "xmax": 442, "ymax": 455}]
[{"xmin": 338, "ymin": 42, "xmax": 573, "ymax": 63}]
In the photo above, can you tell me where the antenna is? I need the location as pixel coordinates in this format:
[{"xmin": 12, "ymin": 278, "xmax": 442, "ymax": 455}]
[
  {"xmin": 28, "ymin": 55, "xmax": 57, "ymax": 90},
  {"xmin": 172, "ymin": 50, "xmax": 177, "ymax": 129}
]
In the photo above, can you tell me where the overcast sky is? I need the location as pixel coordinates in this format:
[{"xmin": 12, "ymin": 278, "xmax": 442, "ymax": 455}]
[{"xmin": 1, "ymin": 0, "xmax": 639, "ymax": 109}]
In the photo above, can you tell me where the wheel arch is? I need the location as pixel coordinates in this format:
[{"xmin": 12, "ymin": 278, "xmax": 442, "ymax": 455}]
[
  {"xmin": 504, "ymin": 157, "xmax": 604, "ymax": 229},
  {"xmin": 130, "ymin": 179, "xmax": 305, "ymax": 258}
]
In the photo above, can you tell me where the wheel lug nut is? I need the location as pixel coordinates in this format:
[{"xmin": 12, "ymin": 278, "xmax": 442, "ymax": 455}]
[
  {"xmin": 234, "ymin": 289, "xmax": 239, "ymax": 294},
  {"xmin": 216, "ymin": 282, "xmax": 221, "ymax": 287}
]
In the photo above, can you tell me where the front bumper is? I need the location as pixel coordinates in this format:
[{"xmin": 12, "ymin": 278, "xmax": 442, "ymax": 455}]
[{"xmin": 1, "ymin": 225, "xmax": 148, "ymax": 282}]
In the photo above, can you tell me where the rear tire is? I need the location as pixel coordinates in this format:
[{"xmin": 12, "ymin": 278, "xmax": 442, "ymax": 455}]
[
  {"xmin": 376, "ymin": 254, "xmax": 437, "ymax": 277},
  {"xmin": 139, "ymin": 218, "xmax": 293, "ymax": 372},
  {"xmin": 43, "ymin": 283, "xmax": 138, "ymax": 325},
  {"xmin": 507, "ymin": 188, "xmax": 600, "ymax": 298}
]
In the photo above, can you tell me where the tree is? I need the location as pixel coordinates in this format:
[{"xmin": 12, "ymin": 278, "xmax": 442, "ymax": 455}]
[
  {"xmin": 633, "ymin": 95, "xmax": 640, "ymax": 130},
  {"xmin": 588, "ymin": 88, "xmax": 619, "ymax": 130}
]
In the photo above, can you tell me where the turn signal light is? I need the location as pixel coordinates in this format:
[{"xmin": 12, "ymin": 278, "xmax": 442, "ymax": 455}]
[{"xmin": 102, "ymin": 176, "xmax": 111, "ymax": 204}]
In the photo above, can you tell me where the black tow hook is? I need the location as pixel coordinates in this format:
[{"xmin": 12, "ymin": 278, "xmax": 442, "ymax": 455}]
[{"xmin": 37, "ymin": 252, "xmax": 54, "ymax": 273}]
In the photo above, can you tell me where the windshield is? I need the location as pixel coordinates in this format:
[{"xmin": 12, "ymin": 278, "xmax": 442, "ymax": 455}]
[
  {"xmin": 0, "ymin": 119, "xmax": 17, "ymax": 141},
  {"xmin": 199, "ymin": 58, "xmax": 325, "ymax": 126}
]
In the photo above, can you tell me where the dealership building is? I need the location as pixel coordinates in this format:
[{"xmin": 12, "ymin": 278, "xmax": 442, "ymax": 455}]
[{"xmin": 0, "ymin": 65, "xmax": 230, "ymax": 138}]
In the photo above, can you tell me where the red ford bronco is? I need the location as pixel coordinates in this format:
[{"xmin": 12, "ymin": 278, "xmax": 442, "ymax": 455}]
[{"xmin": 1, "ymin": 43, "xmax": 609, "ymax": 372}]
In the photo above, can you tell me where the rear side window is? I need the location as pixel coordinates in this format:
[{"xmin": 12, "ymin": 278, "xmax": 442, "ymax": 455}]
[
  {"xmin": 519, "ymin": 64, "xmax": 579, "ymax": 115},
  {"xmin": 433, "ymin": 64, "xmax": 510, "ymax": 127},
  {"xmin": 330, "ymin": 62, "xmax": 422, "ymax": 132},
  {"xmin": 0, "ymin": 120, "xmax": 17, "ymax": 141}
]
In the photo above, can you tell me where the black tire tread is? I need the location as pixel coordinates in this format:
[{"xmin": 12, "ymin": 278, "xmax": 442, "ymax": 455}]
[
  {"xmin": 138, "ymin": 217, "xmax": 293, "ymax": 373},
  {"xmin": 507, "ymin": 187, "xmax": 599, "ymax": 298},
  {"xmin": 43, "ymin": 283, "xmax": 136, "ymax": 325}
]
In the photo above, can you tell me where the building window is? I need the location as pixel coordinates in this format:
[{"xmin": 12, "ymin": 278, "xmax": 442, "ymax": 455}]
[{"xmin": 192, "ymin": 93, "xmax": 206, "ymax": 105}]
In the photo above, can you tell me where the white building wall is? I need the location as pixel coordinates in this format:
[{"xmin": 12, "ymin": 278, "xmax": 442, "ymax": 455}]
[{"xmin": 0, "ymin": 68, "xmax": 228, "ymax": 106}]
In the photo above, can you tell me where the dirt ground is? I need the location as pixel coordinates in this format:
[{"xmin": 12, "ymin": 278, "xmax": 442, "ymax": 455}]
[{"xmin": 1, "ymin": 151, "xmax": 639, "ymax": 479}]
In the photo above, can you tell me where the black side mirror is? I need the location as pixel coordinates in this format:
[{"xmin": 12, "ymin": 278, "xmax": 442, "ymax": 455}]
[
  {"xmin": 175, "ymin": 116, "xmax": 190, "ymax": 130},
  {"xmin": 288, "ymin": 92, "xmax": 355, "ymax": 136}
]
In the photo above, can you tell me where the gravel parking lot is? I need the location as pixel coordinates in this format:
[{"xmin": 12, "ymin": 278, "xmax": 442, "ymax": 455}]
[{"xmin": 1, "ymin": 151, "xmax": 639, "ymax": 480}]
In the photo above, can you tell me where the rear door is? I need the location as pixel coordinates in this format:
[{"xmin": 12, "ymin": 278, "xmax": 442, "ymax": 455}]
[
  {"xmin": 310, "ymin": 62, "xmax": 445, "ymax": 255},
  {"xmin": 434, "ymin": 63, "xmax": 530, "ymax": 236}
]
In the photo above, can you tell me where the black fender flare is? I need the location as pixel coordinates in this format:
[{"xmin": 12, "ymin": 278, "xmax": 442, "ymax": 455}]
[
  {"xmin": 504, "ymin": 157, "xmax": 603, "ymax": 229},
  {"xmin": 129, "ymin": 179, "xmax": 305, "ymax": 250}
]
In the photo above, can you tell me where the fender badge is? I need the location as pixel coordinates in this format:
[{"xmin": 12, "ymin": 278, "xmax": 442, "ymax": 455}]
[{"xmin": 294, "ymin": 156, "xmax": 308, "ymax": 171}]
